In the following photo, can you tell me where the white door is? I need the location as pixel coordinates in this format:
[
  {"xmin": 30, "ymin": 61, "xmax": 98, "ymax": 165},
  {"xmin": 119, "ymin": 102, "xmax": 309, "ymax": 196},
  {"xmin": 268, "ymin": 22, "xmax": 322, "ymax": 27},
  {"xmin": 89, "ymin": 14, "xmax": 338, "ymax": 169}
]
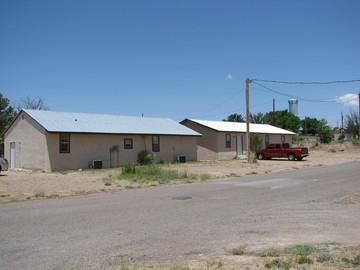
[
  {"xmin": 10, "ymin": 142, "xmax": 15, "ymax": 169},
  {"xmin": 236, "ymin": 135, "xmax": 243, "ymax": 155}
]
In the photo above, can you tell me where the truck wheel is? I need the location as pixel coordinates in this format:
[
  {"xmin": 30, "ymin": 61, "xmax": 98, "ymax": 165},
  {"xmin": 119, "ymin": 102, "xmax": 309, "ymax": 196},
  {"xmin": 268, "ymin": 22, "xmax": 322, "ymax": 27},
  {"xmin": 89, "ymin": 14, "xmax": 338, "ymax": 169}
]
[
  {"xmin": 257, "ymin": 153, "xmax": 265, "ymax": 160},
  {"xmin": 288, "ymin": 153, "xmax": 295, "ymax": 161}
]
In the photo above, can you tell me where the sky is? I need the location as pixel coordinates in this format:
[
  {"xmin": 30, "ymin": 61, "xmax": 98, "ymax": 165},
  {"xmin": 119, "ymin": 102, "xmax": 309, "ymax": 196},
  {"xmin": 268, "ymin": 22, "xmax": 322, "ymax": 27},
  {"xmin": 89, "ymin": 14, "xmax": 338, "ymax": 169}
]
[{"xmin": 1, "ymin": 0, "xmax": 360, "ymax": 128}]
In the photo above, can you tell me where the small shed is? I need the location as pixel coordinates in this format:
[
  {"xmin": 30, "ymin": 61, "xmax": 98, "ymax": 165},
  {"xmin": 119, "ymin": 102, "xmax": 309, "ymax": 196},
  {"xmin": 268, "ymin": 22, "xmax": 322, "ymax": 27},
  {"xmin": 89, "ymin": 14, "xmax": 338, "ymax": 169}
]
[
  {"xmin": 4, "ymin": 110, "xmax": 201, "ymax": 171},
  {"xmin": 180, "ymin": 119, "xmax": 295, "ymax": 160}
]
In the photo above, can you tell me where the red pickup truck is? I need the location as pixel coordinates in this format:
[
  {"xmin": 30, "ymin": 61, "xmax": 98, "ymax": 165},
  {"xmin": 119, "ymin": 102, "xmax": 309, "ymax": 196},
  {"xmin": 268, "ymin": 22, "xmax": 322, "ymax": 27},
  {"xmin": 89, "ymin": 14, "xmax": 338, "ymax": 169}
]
[{"xmin": 256, "ymin": 143, "xmax": 309, "ymax": 161}]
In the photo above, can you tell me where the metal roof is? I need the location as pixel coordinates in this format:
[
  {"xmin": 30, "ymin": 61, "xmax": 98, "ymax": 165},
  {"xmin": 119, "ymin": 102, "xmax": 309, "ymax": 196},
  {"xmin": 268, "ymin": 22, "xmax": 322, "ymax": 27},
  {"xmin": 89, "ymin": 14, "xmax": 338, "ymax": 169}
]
[
  {"xmin": 23, "ymin": 109, "xmax": 201, "ymax": 136},
  {"xmin": 186, "ymin": 119, "xmax": 295, "ymax": 135}
]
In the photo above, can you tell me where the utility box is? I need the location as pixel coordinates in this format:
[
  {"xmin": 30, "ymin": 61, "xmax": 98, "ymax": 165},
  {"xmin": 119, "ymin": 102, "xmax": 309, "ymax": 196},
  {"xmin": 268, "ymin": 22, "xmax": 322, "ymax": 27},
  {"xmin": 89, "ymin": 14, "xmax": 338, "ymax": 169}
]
[
  {"xmin": 92, "ymin": 160, "xmax": 102, "ymax": 169},
  {"xmin": 178, "ymin": 155, "xmax": 186, "ymax": 163}
]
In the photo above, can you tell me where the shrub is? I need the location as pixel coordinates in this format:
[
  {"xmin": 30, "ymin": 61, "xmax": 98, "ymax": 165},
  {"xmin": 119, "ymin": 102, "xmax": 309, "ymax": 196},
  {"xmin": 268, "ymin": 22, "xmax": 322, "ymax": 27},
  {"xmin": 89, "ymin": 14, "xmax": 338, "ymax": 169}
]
[
  {"xmin": 353, "ymin": 255, "xmax": 360, "ymax": 265},
  {"xmin": 122, "ymin": 164, "xmax": 136, "ymax": 175},
  {"xmin": 231, "ymin": 246, "xmax": 246, "ymax": 255},
  {"xmin": 265, "ymin": 258, "xmax": 292, "ymax": 269},
  {"xmin": 34, "ymin": 191, "xmax": 46, "ymax": 198},
  {"xmin": 296, "ymin": 255, "xmax": 313, "ymax": 264},
  {"xmin": 338, "ymin": 134, "xmax": 345, "ymax": 142},
  {"xmin": 137, "ymin": 150, "xmax": 154, "ymax": 165},
  {"xmin": 286, "ymin": 244, "xmax": 321, "ymax": 256},
  {"xmin": 261, "ymin": 248, "xmax": 281, "ymax": 257},
  {"xmin": 317, "ymin": 252, "xmax": 332, "ymax": 263}
]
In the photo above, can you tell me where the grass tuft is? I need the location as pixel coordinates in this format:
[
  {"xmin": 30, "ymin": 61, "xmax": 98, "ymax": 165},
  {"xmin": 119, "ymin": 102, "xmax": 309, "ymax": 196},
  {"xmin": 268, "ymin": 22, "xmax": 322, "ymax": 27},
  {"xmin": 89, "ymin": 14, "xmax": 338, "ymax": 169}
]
[
  {"xmin": 34, "ymin": 191, "xmax": 46, "ymax": 198},
  {"xmin": 231, "ymin": 245, "xmax": 246, "ymax": 255}
]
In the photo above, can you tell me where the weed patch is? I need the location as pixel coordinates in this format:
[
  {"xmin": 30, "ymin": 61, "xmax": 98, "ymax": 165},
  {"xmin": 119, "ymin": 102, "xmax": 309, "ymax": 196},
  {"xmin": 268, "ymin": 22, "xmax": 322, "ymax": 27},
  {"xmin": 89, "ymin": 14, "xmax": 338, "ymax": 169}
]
[
  {"xmin": 296, "ymin": 255, "xmax": 314, "ymax": 264},
  {"xmin": 34, "ymin": 191, "xmax": 46, "ymax": 198},
  {"xmin": 285, "ymin": 244, "xmax": 323, "ymax": 256},
  {"xmin": 106, "ymin": 164, "xmax": 204, "ymax": 185},
  {"xmin": 264, "ymin": 258, "xmax": 292, "ymax": 269},
  {"xmin": 231, "ymin": 245, "xmax": 246, "ymax": 255}
]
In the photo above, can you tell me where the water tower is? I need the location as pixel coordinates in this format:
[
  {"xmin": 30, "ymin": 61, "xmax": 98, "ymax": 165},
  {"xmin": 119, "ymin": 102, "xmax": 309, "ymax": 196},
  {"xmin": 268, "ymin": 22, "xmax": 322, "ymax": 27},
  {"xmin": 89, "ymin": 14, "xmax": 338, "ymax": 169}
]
[{"xmin": 288, "ymin": 99, "xmax": 298, "ymax": 115}]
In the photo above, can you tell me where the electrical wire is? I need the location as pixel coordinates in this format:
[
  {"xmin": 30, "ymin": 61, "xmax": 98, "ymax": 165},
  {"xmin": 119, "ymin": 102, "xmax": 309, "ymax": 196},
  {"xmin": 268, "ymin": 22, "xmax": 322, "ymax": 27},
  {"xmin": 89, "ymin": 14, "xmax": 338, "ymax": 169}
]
[
  {"xmin": 193, "ymin": 89, "xmax": 242, "ymax": 118},
  {"xmin": 251, "ymin": 79, "xmax": 360, "ymax": 85},
  {"xmin": 252, "ymin": 81, "xmax": 336, "ymax": 103}
]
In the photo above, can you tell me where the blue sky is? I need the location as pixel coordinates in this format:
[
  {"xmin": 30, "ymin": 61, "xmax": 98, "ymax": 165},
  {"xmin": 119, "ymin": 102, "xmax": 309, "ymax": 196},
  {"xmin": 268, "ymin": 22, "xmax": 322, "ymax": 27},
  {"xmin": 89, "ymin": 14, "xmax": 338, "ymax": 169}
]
[{"xmin": 1, "ymin": 0, "xmax": 359, "ymax": 128}]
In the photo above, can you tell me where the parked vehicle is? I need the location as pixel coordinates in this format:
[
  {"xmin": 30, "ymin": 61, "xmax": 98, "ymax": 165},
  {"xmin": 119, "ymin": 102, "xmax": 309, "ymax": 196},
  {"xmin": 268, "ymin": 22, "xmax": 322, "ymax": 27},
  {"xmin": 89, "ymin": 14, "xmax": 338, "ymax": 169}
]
[
  {"xmin": 0, "ymin": 157, "xmax": 9, "ymax": 172},
  {"xmin": 256, "ymin": 142, "xmax": 309, "ymax": 161}
]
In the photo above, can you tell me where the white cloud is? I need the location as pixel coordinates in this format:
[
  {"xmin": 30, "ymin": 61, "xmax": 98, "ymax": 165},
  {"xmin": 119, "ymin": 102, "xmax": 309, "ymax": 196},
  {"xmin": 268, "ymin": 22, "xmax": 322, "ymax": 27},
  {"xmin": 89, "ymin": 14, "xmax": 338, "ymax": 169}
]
[
  {"xmin": 225, "ymin": 74, "xmax": 233, "ymax": 81},
  {"xmin": 334, "ymin": 93, "xmax": 359, "ymax": 106}
]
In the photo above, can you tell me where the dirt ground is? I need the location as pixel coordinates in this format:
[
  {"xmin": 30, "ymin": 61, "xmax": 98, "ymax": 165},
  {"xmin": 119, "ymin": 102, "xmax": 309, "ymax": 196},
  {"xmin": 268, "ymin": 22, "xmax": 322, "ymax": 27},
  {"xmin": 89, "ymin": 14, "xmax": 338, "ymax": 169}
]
[{"xmin": 1, "ymin": 142, "xmax": 359, "ymax": 204}]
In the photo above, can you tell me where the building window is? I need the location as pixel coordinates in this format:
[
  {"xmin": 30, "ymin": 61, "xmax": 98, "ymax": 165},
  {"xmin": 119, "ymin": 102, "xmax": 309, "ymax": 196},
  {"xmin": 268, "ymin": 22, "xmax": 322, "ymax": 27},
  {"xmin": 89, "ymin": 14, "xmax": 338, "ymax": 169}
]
[
  {"xmin": 225, "ymin": 134, "xmax": 231, "ymax": 148},
  {"xmin": 124, "ymin": 139, "xmax": 133, "ymax": 149},
  {"xmin": 152, "ymin": 135, "xmax": 160, "ymax": 152},
  {"xmin": 281, "ymin": 135, "xmax": 285, "ymax": 142},
  {"xmin": 59, "ymin": 133, "xmax": 70, "ymax": 153}
]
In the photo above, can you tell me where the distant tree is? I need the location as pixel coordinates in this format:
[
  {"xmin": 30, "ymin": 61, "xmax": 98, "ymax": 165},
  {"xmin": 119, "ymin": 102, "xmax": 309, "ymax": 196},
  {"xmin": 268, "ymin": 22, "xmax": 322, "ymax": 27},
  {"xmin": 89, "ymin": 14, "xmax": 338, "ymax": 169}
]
[
  {"xmin": 223, "ymin": 113, "xmax": 245, "ymax": 122},
  {"xmin": 263, "ymin": 110, "xmax": 301, "ymax": 132},
  {"xmin": 316, "ymin": 119, "xmax": 333, "ymax": 143},
  {"xmin": 0, "ymin": 93, "xmax": 17, "ymax": 154},
  {"xmin": 301, "ymin": 117, "xmax": 319, "ymax": 136},
  {"xmin": 17, "ymin": 96, "xmax": 49, "ymax": 111},
  {"xmin": 249, "ymin": 112, "xmax": 265, "ymax": 124},
  {"xmin": 346, "ymin": 110, "xmax": 359, "ymax": 137}
]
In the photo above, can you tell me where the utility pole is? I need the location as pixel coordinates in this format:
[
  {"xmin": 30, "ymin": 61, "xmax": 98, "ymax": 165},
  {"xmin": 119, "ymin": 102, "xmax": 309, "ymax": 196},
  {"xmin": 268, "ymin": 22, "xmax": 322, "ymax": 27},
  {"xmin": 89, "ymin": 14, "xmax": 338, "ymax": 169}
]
[
  {"xmin": 273, "ymin": 98, "xmax": 275, "ymax": 112},
  {"xmin": 246, "ymin": 78, "xmax": 251, "ymax": 163}
]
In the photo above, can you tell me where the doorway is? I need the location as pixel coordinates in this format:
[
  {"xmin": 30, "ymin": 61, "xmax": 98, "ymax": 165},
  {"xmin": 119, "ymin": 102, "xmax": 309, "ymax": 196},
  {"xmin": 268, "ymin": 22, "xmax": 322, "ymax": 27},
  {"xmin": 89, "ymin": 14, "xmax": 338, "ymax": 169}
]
[
  {"xmin": 10, "ymin": 142, "xmax": 16, "ymax": 169},
  {"xmin": 236, "ymin": 135, "xmax": 244, "ymax": 155}
]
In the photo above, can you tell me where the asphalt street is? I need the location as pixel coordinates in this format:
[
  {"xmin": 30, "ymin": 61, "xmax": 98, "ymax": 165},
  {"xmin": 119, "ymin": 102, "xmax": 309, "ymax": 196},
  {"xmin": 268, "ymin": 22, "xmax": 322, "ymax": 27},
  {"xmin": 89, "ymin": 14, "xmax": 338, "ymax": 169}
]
[{"xmin": 1, "ymin": 162, "xmax": 359, "ymax": 269}]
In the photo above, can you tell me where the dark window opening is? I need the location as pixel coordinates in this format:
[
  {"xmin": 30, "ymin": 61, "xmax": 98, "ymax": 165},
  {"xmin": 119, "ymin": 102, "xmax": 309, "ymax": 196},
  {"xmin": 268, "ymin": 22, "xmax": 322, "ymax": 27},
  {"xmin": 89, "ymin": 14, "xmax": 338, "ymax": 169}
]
[
  {"xmin": 225, "ymin": 134, "xmax": 231, "ymax": 148},
  {"xmin": 59, "ymin": 133, "xmax": 70, "ymax": 153},
  {"xmin": 152, "ymin": 135, "xmax": 160, "ymax": 152}
]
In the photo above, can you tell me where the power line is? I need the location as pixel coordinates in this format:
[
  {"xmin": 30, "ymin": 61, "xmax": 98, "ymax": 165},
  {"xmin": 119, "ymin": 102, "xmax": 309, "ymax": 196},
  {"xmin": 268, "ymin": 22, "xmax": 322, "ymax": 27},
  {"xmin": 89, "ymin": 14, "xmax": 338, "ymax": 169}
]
[
  {"xmin": 252, "ymin": 81, "xmax": 336, "ymax": 103},
  {"xmin": 251, "ymin": 79, "xmax": 360, "ymax": 85},
  {"xmin": 193, "ymin": 89, "xmax": 242, "ymax": 118}
]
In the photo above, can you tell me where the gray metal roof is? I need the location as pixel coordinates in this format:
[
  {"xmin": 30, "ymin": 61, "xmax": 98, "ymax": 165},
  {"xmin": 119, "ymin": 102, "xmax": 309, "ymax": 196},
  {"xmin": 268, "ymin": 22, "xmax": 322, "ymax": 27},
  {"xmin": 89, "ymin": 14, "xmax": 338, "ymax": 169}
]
[
  {"xmin": 23, "ymin": 109, "xmax": 201, "ymax": 136},
  {"xmin": 185, "ymin": 119, "xmax": 295, "ymax": 135}
]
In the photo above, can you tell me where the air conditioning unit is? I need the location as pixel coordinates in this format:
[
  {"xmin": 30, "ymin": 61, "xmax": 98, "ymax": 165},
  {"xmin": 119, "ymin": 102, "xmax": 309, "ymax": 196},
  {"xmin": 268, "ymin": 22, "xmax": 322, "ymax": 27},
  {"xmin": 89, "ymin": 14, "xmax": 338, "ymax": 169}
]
[
  {"xmin": 92, "ymin": 160, "xmax": 102, "ymax": 169},
  {"xmin": 177, "ymin": 155, "xmax": 186, "ymax": 163}
]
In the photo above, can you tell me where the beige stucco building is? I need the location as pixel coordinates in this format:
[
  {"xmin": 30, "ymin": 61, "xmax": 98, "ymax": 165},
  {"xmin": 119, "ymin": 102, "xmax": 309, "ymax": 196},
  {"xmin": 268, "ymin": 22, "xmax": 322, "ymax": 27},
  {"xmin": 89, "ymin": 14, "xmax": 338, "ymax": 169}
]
[
  {"xmin": 180, "ymin": 119, "xmax": 295, "ymax": 160},
  {"xmin": 4, "ymin": 110, "xmax": 200, "ymax": 172}
]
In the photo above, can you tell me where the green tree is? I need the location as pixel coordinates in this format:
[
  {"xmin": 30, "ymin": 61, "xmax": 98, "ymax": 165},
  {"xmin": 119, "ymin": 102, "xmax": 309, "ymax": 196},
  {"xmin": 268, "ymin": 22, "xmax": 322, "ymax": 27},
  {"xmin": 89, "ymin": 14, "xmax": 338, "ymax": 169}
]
[
  {"xmin": 249, "ymin": 112, "xmax": 265, "ymax": 124},
  {"xmin": 263, "ymin": 110, "xmax": 301, "ymax": 132},
  {"xmin": 223, "ymin": 113, "xmax": 245, "ymax": 122},
  {"xmin": 346, "ymin": 110, "xmax": 359, "ymax": 138},
  {"xmin": 316, "ymin": 119, "xmax": 333, "ymax": 143},
  {"xmin": 0, "ymin": 93, "xmax": 17, "ymax": 154},
  {"xmin": 301, "ymin": 117, "xmax": 319, "ymax": 136}
]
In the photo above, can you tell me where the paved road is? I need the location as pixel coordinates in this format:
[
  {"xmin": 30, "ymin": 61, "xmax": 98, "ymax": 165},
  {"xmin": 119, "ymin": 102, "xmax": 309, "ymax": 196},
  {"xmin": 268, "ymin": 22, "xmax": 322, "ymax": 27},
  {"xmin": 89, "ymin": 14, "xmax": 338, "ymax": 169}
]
[{"xmin": 1, "ymin": 162, "xmax": 359, "ymax": 269}]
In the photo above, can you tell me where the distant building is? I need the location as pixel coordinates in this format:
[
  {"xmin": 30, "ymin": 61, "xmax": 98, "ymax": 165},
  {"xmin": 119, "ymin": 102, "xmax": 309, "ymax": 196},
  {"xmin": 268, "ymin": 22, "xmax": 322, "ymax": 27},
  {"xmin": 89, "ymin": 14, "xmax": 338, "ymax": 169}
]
[
  {"xmin": 181, "ymin": 119, "xmax": 295, "ymax": 160},
  {"xmin": 331, "ymin": 128, "xmax": 353, "ymax": 142}
]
